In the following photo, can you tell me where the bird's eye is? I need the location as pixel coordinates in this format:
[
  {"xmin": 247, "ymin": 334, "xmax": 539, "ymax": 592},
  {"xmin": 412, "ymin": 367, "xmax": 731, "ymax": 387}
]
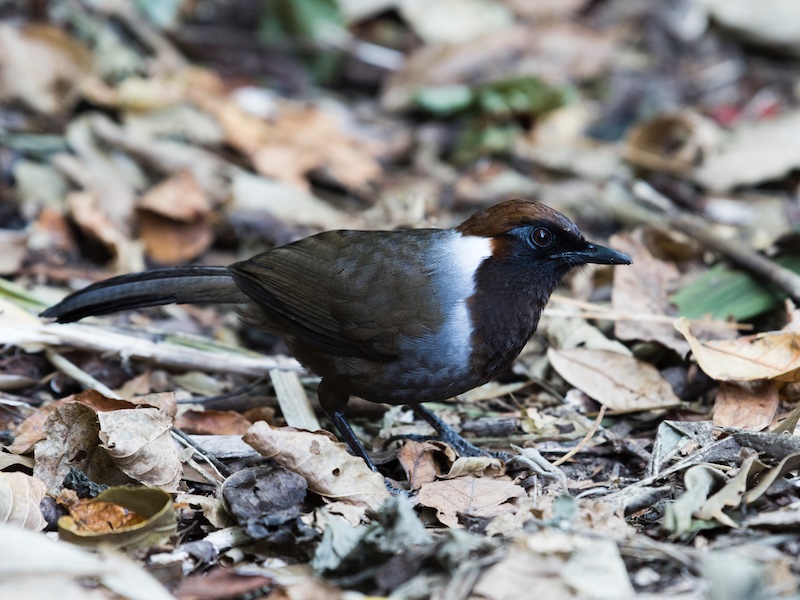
[{"xmin": 530, "ymin": 227, "xmax": 553, "ymax": 248}]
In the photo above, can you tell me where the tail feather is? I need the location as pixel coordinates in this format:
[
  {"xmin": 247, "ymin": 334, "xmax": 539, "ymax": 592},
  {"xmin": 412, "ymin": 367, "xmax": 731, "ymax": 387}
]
[{"xmin": 40, "ymin": 266, "xmax": 247, "ymax": 323}]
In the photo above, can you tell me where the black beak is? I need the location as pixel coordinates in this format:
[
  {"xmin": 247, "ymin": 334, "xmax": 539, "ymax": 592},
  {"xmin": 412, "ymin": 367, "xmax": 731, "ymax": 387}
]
[{"xmin": 553, "ymin": 243, "xmax": 632, "ymax": 266}]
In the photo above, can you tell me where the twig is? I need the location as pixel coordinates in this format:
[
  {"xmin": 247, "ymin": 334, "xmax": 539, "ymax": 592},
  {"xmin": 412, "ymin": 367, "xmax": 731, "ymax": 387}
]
[
  {"xmin": 552, "ymin": 405, "xmax": 607, "ymax": 467},
  {"xmin": 180, "ymin": 374, "xmax": 270, "ymax": 404},
  {"xmin": 630, "ymin": 180, "xmax": 800, "ymax": 304},
  {"xmin": 104, "ymin": 2, "xmax": 186, "ymax": 71},
  {"xmin": 171, "ymin": 428, "xmax": 231, "ymax": 480},
  {"xmin": 1, "ymin": 321, "xmax": 301, "ymax": 376},
  {"xmin": 269, "ymin": 369, "xmax": 321, "ymax": 431},
  {"xmin": 547, "ymin": 295, "xmax": 752, "ymax": 330},
  {"xmin": 45, "ymin": 349, "xmax": 122, "ymax": 399}
]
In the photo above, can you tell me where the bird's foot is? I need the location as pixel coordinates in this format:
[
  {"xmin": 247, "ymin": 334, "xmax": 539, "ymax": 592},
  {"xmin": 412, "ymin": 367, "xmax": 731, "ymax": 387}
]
[
  {"xmin": 384, "ymin": 479, "xmax": 410, "ymax": 496},
  {"xmin": 406, "ymin": 405, "xmax": 514, "ymax": 462},
  {"xmin": 433, "ymin": 428, "xmax": 513, "ymax": 462}
]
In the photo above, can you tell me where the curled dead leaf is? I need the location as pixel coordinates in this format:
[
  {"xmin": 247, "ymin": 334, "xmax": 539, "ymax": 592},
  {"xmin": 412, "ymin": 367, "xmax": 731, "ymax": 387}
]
[
  {"xmin": 416, "ymin": 478, "xmax": 524, "ymax": 528},
  {"xmin": 396, "ymin": 440, "xmax": 456, "ymax": 490},
  {"xmin": 547, "ymin": 348, "xmax": 681, "ymax": 412},
  {"xmin": 713, "ymin": 381, "xmax": 779, "ymax": 431},
  {"xmin": 137, "ymin": 170, "xmax": 214, "ymax": 264},
  {"xmin": 34, "ymin": 402, "xmax": 132, "ymax": 495},
  {"xmin": 676, "ymin": 317, "xmax": 800, "ymax": 382},
  {"xmin": 58, "ymin": 486, "xmax": 177, "ymax": 550},
  {"xmin": 98, "ymin": 408, "xmax": 183, "ymax": 492},
  {"xmin": 623, "ymin": 112, "xmax": 719, "ymax": 174},
  {"xmin": 610, "ymin": 233, "xmax": 688, "ymax": 355},
  {"xmin": 440, "ymin": 456, "xmax": 505, "ymax": 479},
  {"xmin": 0, "ymin": 24, "xmax": 93, "ymax": 116},
  {"xmin": 0, "ymin": 472, "xmax": 47, "ymax": 531},
  {"xmin": 243, "ymin": 421, "xmax": 390, "ymax": 512},
  {"xmin": 8, "ymin": 390, "xmax": 137, "ymax": 455}
]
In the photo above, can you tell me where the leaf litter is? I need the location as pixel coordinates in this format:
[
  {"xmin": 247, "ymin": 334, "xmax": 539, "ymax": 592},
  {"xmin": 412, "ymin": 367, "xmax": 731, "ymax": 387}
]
[{"xmin": 2, "ymin": 1, "xmax": 800, "ymax": 598}]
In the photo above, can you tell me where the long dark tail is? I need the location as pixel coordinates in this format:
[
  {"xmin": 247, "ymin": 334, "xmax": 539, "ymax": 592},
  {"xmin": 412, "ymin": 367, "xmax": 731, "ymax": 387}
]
[{"xmin": 40, "ymin": 266, "xmax": 248, "ymax": 323}]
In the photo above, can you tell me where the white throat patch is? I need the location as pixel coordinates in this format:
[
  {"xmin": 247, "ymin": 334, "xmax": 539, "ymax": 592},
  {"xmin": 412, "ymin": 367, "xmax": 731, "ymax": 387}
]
[
  {"xmin": 450, "ymin": 233, "xmax": 493, "ymax": 284},
  {"xmin": 435, "ymin": 232, "xmax": 492, "ymax": 363}
]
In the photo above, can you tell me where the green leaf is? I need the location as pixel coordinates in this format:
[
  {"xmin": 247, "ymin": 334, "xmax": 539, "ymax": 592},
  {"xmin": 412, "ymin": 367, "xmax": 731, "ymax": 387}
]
[
  {"xmin": 58, "ymin": 486, "xmax": 176, "ymax": 550},
  {"xmin": 413, "ymin": 76, "xmax": 571, "ymax": 119},
  {"xmin": 0, "ymin": 277, "xmax": 48, "ymax": 312},
  {"xmin": 258, "ymin": 0, "xmax": 344, "ymax": 43},
  {"xmin": 671, "ymin": 255, "xmax": 800, "ymax": 321},
  {"xmin": 257, "ymin": 0, "xmax": 345, "ymax": 82},
  {"xmin": 412, "ymin": 85, "xmax": 474, "ymax": 117},
  {"xmin": 452, "ymin": 122, "xmax": 523, "ymax": 164},
  {"xmin": 473, "ymin": 77, "xmax": 570, "ymax": 117}
]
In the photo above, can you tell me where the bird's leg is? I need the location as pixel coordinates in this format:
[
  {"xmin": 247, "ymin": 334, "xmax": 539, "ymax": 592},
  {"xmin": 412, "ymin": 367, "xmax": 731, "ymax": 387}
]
[
  {"xmin": 317, "ymin": 379, "xmax": 379, "ymax": 472},
  {"xmin": 411, "ymin": 404, "xmax": 513, "ymax": 461},
  {"xmin": 318, "ymin": 380, "xmax": 408, "ymax": 495}
]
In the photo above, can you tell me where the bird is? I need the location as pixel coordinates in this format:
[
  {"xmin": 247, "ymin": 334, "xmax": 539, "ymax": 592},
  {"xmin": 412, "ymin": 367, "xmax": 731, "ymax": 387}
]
[{"xmin": 41, "ymin": 199, "xmax": 631, "ymax": 475}]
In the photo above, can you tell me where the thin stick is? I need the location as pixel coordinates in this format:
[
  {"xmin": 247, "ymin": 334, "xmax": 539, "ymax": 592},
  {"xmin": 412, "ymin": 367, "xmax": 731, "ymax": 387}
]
[
  {"xmin": 631, "ymin": 180, "xmax": 800, "ymax": 304},
  {"xmin": 172, "ymin": 428, "xmax": 231, "ymax": 480},
  {"xmin": 1, "ymin": 321, "xmax": 301, "ymax": 376},
  {"xmin": 552, "ymin": 405, "xmax": 607, "ymax": 467},
  {"xmin": 547, "ymin": 295, "xmax": 752, "ymax": 331},
  {"xmin": 45, "ymin": 349, "xmax": 122, "ymax": 399}
]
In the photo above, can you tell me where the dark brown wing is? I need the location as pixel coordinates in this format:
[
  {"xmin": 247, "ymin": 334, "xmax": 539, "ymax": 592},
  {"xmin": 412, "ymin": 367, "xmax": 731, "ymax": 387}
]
[{"xmin": 228, "ymin": 229, "xmax": 445, "ymax": 361}]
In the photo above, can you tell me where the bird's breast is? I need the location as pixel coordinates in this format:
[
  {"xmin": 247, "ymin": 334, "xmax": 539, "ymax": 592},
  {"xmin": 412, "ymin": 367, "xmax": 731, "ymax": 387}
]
[{"xmin": 313, "ymin": 230, "xmax": 495, "ymax": 403}]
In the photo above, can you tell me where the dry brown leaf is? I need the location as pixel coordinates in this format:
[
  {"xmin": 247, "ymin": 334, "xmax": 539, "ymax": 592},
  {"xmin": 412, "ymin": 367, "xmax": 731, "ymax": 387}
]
[
  {"xmin": 138, "ymin": 170, "xmax": 211, "ymax": 221},
  {"xmin": 28, "ymin": 207, "xmax": 77, "ymax": 256},
  {"xmin": 547, "ymin": 348, "xmax": 682, "ymax": 412},
  {"xmin": 135, "ymin": 169, "xmax": 213, "ymax": 263},
  {"xmin": 194, "ymin": 90, "xmax": 381, "ymax": 191},
  {"xmin": 396, "ymin": 440, "xmax": 456, "ymax": 489},
  {"xmin": 713, "ymin": 381, "xmax": 779, "ymax": 431},
  {"xmin": 57, "ymin": 115, "xmax": 142, "ymax": 238},
  {"xmin": 128, "ymin": 392, "xmax": 178, "ymax": 418},
  {"xmin": 0, "ymin": 472, "xmax": 47, "ymax": 531},
  {"xmin": 694, "ymin": 111, "xmax": 800, "ymax": 191},
  {"xmin": 173, "ymin": 566, "xmax": 274, "ymax": 600},
  {"xmin": 243, "ymin": 421, "xmax": 390, "ymax": 512},
  {"xmin": 34, "ymin": 402, "xmax": 132, "ymax": 495},
  {"xmin": 560, "ymin": 538, "xmax": 635, "ymax": 597},
  {"xmin": 66, "ymin": 190, "xmax": 140, "ymax": 272},
  {"xmin": 542, "ymin": 311, "xmax": 632, "ymax": 355},
  {"xmin": 440, "ymin": 456, "xmax": 506, "ymax": 479},
  {"xmin": 676, "ymin": 317, "xmax": 800, "ymax": 382},
  {"xmin": 57, "ymin": 489, "xmax": 147, "ymax": 533},
  {"xmin": 0, "ymin": 23, "xmax": 92, "ymax": 116},
  {"xmin": 0, "ymin": 230, "xmax": 28, "ymax": 276},
  {"xmin": 137, "ymin": 211, "xmax": 214, "ymax": 265},
  {"xmin": 573, "ymin": 498, "xmax": 636, "ymax": 540},
  {"xmin": 9, "ymin": 391, "xmax": 136, "ymax": 455},
  {"xmin": 611, "ymin": 233, "xmax": 689, "ymax": 355},
  {"xmin": 175, "ymin": 410, "xmax": 252, "ymax": 435},
  {"xmin": 98, "ymin": 408, "xmax": 183, "ymax": 492},
  {"xmin": 622, "ymin": 112, "xmax": 720, "ymax": 174},
  {"xmin": 57, "ymin": 487, "xmax": 177, "ymax": 550},
  {"xmin": 230, "ymin": 170, "xmax": 348, "ymax": 230},
  {"xmin": 416, "ymin": 478, "xmax": 524, "ymax": 528}
]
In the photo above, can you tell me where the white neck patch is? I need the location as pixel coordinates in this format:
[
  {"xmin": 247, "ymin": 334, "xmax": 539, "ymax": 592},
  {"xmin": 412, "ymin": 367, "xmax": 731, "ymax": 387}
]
[
  {"xmin": 431, "ymin": 232, "xmax": 492, "ymax": 365},
  {"xmin": 449, "ymin": 233, "xmax": 493, "ymax": 284}
]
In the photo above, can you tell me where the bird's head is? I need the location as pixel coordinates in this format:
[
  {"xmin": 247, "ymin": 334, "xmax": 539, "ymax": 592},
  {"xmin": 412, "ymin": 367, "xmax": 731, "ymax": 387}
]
[{"xmin": 457, "ymin": 199, "xmax": 631, "ymax": 281}]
